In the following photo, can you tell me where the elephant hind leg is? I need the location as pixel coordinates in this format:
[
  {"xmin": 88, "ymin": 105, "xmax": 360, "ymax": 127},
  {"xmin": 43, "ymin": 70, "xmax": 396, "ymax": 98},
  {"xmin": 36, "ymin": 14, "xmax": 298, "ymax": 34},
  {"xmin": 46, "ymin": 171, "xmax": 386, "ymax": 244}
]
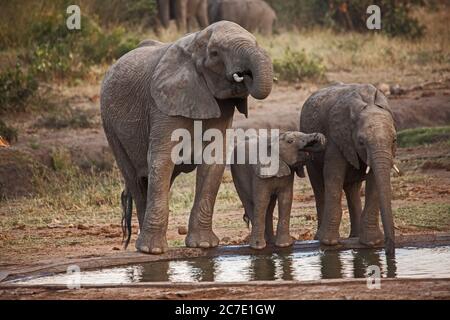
[
  {"xmin": 104, "ymin": 128, "xmax": 147, "ymax": 236},
  {"xmin": 344, "ymin": 181, "xmax": 362, "ymax": 238}
]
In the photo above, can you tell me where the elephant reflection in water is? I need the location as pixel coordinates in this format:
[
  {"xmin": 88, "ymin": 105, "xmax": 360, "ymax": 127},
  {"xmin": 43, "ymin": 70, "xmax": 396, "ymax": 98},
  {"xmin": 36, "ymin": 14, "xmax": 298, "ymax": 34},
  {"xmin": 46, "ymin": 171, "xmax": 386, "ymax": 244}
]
[
  {"xmin": 352, "ymin": 249, "xmax": 397, "ymax": 278},
  {"xmin": 319, "ymin": 249, "xmax": 397, "ymax": 279},
  {"xmin": 249, "ymin": 252, "xmax": 294, "ymax": 281},
  {"xmin": 138, "ymin": 258, "xmax": 217, "ymax": 282}
]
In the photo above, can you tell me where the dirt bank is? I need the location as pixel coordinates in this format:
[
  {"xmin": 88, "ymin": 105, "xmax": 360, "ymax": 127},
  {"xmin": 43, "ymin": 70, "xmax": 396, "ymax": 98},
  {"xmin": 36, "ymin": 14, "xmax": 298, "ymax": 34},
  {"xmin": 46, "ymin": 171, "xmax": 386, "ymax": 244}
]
[{"xmin": 1, "ymin": 278, "xmax": 449, "ymax": 300}]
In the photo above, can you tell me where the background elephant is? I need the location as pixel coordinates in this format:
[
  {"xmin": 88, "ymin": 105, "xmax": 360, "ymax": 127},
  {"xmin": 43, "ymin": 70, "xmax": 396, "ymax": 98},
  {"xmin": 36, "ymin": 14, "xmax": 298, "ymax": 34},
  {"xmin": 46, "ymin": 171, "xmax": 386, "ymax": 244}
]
[
  {"xmin": 157, "ymin": 0, "xmax": 209, "ymax": 32},
  {"xmin": 101, "ymin": 21, "xmax": 273, "ymax": 254},
  {"xmin": 230, "ymin": 131, "xmax": 326, "ymax": 249},
  {"xmin": 208, "ymin": 0, "xmax": 277, "ymax": 36},
  {"xmin": 300, "ymin": 83, "xmax": 397, "ymax": 255}
]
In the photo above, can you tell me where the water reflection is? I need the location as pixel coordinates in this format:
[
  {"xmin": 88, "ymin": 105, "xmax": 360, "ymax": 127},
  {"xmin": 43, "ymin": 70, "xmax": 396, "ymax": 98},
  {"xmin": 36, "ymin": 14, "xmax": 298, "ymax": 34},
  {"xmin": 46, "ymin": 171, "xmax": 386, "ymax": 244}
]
[{"xmin": 16, "ymin": 246, "xmax": 450, "ymax": 284}]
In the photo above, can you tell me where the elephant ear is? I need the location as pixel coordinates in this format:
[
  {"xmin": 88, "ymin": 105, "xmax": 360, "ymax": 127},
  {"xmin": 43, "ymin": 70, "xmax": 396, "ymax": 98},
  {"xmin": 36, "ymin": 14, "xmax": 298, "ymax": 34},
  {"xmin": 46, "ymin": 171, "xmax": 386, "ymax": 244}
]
[
  {"xmin": 151, "ymin": 34, "xmax": 221, "ymax": 119},
  {"xmin": 374, "ymin": 89, "xmax": 394, "ymax": 115},
  {"xmin": 254, "ymin": 160, "xmax": 291, "ymax": 179},
  {"xmin": 329, "ymin": 97, "xmax": 366, "ymax": 170}
]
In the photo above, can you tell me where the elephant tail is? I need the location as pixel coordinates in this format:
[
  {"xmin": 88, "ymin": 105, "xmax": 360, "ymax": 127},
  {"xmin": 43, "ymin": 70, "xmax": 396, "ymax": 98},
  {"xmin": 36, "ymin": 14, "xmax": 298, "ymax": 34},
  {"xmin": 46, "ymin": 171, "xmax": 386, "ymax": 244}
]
[
  {"xmin": 243, "ymin": 211, "xmax": 250, "ymax": 229},
  {"xmin": 121, "ymin": 188, "xmax": 133, "ymax": 249}
]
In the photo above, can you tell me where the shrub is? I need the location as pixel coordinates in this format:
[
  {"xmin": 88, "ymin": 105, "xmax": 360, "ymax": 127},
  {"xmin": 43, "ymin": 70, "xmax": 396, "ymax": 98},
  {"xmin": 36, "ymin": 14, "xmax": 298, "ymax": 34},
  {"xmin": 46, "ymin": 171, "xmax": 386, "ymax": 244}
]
[
  {"xmin": 0, "ymin": 120, "xmax": 18, "ymax": 143},
  {"xmin": 273, "ymin": 48, "xmax": 326, "ymax": 83},
  {"xmin": 264, "ymin": 0, "xmax": 426, "ymax": 38},
  {"xmin": 0, "ymin": 64, "xmax": 38, "ymax": 114},
  {"xmin": 35, "ymin": 108, "xmax": 95, "ymax": 130}
]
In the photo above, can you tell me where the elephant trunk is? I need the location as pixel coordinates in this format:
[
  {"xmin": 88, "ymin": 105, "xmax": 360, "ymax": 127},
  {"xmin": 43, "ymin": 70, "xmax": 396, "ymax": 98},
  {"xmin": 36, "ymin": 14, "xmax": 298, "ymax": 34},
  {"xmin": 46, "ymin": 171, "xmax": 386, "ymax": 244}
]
[
  {"xmin": 371, "ymin": 150, "xmax": 395, "ymax": 256},
  {"xmin": 242, "ymin": 47, "xmax": 273, "ymax": 100}
]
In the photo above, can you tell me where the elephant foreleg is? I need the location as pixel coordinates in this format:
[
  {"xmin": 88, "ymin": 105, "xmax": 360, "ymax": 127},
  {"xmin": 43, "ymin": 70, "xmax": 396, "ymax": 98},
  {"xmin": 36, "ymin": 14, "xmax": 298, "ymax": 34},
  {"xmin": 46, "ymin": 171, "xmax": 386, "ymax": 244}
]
[
  {"xmin": 249, "ymin": 189, "xmax": 271, "ymax": 249},
  {"xmin": 185, "ymin": 163, "xmax": 223, "ymax": 248},
  {"xmin": 196, "ymin": 0, "xmax": 209, "ymax": 29},
  {"xmin": 344, "ymin": 181, "xmax": 362, "ymax": 238},
  {"xmin": 275, "ymin": 186, "xmax": 294, "ymax": 248},
  {"xmin": 359, "ymin": 172, "xmax": 383, "ymax": 246},
  {"xmin": 317, "ymin": 143, "xmax": 347, "ymax": 245},
  {"xmin": 306, "ymin": 162, "xmax": 325, "ymax": 238}
]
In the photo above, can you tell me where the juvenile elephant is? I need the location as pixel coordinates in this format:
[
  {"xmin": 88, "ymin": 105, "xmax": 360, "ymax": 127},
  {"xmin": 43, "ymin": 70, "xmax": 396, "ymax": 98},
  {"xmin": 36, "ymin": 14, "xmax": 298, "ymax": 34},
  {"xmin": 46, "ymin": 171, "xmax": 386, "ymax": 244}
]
[
  {"xmin": 300, "ymin": 83, "xmax": 397, "ymax": 255},
  {"xmin": 101, "ymin": 21, "xmax": 273, "ymax": 254},
  {"xmin": 208, "ymin": 0, "xmax": 277, "ymax": 36},
  {"xmin": 231, "ymin": 131, "xmax": 326, "ymax": 249}
]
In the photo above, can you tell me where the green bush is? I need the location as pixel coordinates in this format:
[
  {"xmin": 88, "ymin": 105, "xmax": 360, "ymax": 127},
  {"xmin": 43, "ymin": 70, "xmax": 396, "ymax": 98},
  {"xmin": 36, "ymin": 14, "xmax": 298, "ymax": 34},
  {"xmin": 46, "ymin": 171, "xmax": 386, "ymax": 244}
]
[
  {"xmin": 273, "ymin": 48, "xmax": 326, "ymax": 83},
  {"xmin": 0, "ymin": 64, "xmax": 38, "ymax": 114},
  {"xmin": 0, "ymin": 119, "xmax": 18, "ymax": 143},
  {"xmin": 264, "ymin": 0, "xmax": 426, "ymax": 38}
]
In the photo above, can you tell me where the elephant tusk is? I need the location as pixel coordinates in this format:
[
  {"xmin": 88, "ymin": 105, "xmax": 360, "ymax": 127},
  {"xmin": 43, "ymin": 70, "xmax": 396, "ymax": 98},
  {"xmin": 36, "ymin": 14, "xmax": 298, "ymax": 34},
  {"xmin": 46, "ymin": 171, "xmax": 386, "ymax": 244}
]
[
  {"xmin": 392, "ymin": 164, "xmax": 402, "ymax": 175},
  {"xmin": 233, "ymin": 73, "xmax": 244, "ymax": 83},
  {"xmin": 366, "ymin": 166, "xmax": 370, "ymax": 174}
]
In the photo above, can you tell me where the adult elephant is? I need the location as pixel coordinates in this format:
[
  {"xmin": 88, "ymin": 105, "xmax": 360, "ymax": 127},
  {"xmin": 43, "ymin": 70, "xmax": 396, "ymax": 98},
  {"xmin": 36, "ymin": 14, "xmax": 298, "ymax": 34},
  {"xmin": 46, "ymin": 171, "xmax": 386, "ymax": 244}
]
[
  {"xmin": 208, "ymin": 0, "xmax": 277, "ymax": 36},
  {"xmin": 157, "ymin": 0, "xmax": 209, "ymax": 32},
  {"xmin": 101, "ymin": 21, "xmax": 273, "ymax": 254},
  {"xmin": 300, "ymin": 84, "xmax": 397, "ymax": 256}
]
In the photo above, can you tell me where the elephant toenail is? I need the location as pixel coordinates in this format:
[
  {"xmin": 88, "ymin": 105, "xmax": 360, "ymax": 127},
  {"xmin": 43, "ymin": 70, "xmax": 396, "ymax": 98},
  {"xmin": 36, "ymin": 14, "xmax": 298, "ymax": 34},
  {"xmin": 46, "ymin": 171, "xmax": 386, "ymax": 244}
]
[
  {"xmin": 151, "ymin": 248, "xmax": 162, "ymax": 254},
  {"xmin": 199, "ymin": 241, "xmax": 210, "ymax": 248},
  {"xmin": 139, "ymin": 246, "xmax": 150, "ymax": 253}
]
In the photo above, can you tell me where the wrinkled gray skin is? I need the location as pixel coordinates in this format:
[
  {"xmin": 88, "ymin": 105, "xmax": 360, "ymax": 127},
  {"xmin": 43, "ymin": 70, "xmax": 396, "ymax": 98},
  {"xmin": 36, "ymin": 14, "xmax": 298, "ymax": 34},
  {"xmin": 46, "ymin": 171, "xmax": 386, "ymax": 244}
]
[
  {"xmin": 101, "ymin": 21, "xmax": 273, "ymax": 254},
  {"xmin": 208, "ymin": 0, "xmax": 277, "ymax": 36},
  {"xmin": 157, "ymin": 0, "xmax": 209, "ymax": 32},
  {"xmin": 300, "ymin": 83, "xmax": 397, "ymax": 256},
  {"xmin": 231, "ymin": 132, "xmax": 326, "ymax": 249}
]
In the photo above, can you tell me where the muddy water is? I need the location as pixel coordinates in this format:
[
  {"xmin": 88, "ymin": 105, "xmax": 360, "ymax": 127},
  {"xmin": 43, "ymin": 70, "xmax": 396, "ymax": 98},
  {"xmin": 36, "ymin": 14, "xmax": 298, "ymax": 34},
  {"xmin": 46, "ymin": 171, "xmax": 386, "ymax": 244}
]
[{"xmin": 14, "ymin": 246, "xmax": 450, "ymax": 285}]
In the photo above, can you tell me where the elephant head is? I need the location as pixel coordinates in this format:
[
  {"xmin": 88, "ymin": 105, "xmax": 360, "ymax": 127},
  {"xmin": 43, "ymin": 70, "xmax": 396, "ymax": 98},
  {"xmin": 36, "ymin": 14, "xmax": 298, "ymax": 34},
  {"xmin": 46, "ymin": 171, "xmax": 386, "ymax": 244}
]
[
  {"xmin": 255, "ymin": 131, "xmax": 327, "ymax": 178},
  {"xmin": 328, "ymin": 84, "xmax": 397, "ymax": 255},
  {"xmin": 151, "ymin": 21, "xmax": 273, "ymax": 119}
]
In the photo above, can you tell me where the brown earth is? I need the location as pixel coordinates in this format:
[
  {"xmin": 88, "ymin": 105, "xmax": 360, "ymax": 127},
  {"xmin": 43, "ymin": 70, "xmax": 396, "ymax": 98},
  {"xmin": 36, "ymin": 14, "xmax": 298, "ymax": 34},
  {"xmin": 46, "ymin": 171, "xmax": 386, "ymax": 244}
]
[{"xmin": 1, "ymin": 279, "xmax": 450, "ymax": 300}]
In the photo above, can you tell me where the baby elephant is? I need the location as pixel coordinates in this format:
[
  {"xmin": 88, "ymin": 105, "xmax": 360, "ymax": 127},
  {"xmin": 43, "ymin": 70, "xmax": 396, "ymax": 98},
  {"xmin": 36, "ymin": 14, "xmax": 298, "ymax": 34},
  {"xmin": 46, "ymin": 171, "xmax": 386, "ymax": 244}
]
[{"xmin": 231, "ymin": 131, "xmax": 326, "ymax": 249}]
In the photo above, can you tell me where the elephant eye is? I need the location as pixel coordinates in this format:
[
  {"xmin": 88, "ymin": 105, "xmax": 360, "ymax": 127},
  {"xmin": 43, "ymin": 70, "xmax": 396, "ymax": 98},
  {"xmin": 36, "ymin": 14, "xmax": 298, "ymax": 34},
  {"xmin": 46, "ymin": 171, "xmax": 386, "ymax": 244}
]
[
  {"xmin": 287, "ymin": 139, "xmax": 294, "ymax": 144},
  {"xmin": 210, "ymin": 50, "xmax": 219, "ymax": 57}
]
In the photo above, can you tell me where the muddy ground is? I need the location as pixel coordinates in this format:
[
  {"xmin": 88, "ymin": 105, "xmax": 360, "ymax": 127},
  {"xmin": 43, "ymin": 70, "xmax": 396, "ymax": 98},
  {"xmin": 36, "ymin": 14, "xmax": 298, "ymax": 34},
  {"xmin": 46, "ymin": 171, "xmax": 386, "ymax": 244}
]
[{"xmin": 0, "ymin": 78, "xmax": 449, "ymax": 300}]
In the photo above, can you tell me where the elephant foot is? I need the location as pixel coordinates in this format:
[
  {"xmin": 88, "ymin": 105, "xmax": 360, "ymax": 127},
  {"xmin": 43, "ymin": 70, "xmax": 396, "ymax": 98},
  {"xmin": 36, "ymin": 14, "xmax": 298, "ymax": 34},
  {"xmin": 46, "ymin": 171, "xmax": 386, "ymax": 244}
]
[
  {"xmin": 136, "ymin": 231, "xmax": 168, "ymax": 254},
  {"xmin": 349, "ymin": 228, "xmax": 359, "ymax": 238},
  {"xmin": 359, "ymin": 227, "xmax": 383, "ymax": 247},
  {"xmin": 265, "ymin": 233, "xmax": 276, "ymax": 245},
  {"xmin": 185, "ymin": 229, "xmax": 219, "ymax": 248},
  {"xmin": 275, "ymin": 234, "xmax": 294, "ymax": 248},
  {"xmin": 317, "ymin": 227, "xmax": 340, "ymax": 246},
  {"xmin": 250, "ymin": 236, "xmax": 266, "ymax": 250}
]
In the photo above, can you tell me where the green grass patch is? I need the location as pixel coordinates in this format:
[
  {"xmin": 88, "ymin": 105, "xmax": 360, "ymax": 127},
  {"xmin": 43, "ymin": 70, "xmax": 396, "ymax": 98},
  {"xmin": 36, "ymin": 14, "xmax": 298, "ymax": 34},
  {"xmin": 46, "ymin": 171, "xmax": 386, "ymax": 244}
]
[
  {"xmin": 394, "ymin": 203, "xmax": 450, "ymax": 231},
  {"xmin": 273, "ymin": 48, "xmax": 326, "ymax": 83},
  {"xmin": 397, "ymin": 126, "xmax": 450, "ymax": 148}
]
